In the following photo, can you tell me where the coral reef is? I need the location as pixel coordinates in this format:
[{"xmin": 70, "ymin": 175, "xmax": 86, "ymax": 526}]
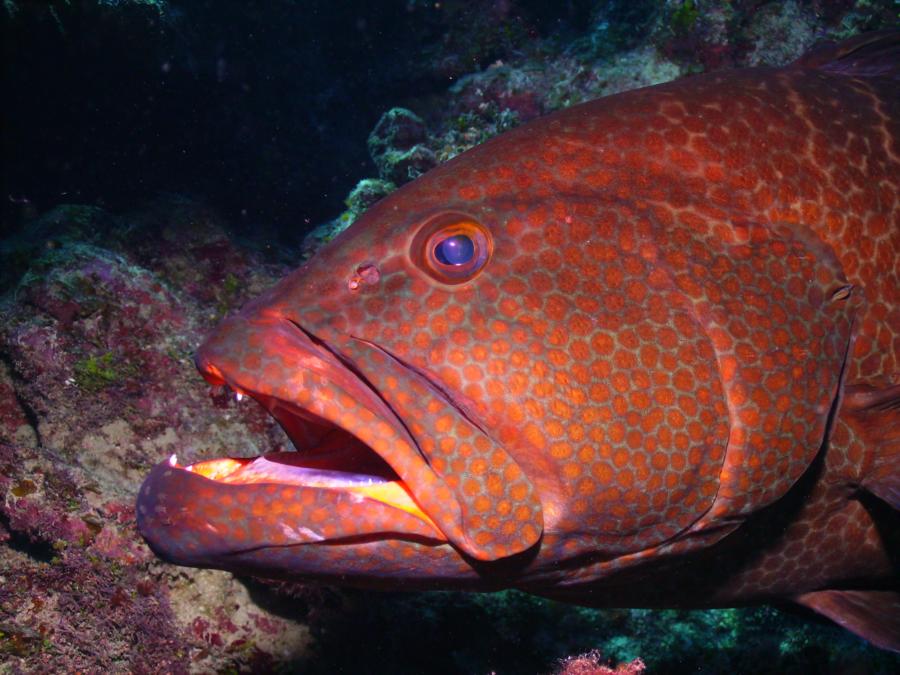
[
  {"xmin": 368, "ymin": 108, "xmax": 437, "ymax": 186},
  {"xmin": 337, "ymin": 0, "xmax": 897, "ymax": 219},
  {"xmin": 556, "ymin": 650, "xmax": 645, "ymax": 675},
  {"xmin": 300, "ymin": 178, "xmax": 397, "ymax": 261},
  {"xmin": 0, "ymin": 199, "xmax": 307, "ymax": 671},
  {"xmin": 292, "ymin": 586, "xmax": 897, "ymax": 674}
]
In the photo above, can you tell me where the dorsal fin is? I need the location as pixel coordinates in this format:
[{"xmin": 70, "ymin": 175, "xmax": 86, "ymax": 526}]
[{"xmin": 795, "ymin": 29, "xmax": 900, "ymax": 79}]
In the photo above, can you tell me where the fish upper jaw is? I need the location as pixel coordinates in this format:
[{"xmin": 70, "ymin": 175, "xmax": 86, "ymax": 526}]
[{"xmin": 331, "ymin": 336, "xmax": 545, "ymax": 560}]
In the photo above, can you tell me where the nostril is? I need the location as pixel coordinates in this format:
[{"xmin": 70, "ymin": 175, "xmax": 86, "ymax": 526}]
[
  {"xmin": 357, "ymin": 263, "xmax": 380, "ymax": 284},
  {"xmin": 348, "ymin": 263, "xmax": 381, "ymax": 292}
]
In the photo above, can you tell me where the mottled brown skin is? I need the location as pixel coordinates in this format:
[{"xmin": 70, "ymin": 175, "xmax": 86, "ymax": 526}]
[{"xmin": 138, "ymin": 34, "xmax": 899, "ymax": 647}]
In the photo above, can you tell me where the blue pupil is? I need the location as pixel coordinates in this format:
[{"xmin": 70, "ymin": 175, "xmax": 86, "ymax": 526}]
[{"xmin": 434, "ymin": 234, "xmax": 475, "ymax": 266}]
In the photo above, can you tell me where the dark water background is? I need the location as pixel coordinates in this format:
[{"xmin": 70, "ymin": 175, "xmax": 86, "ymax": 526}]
[{"xmin": 1, "ymin": 1, "xmax": 594, "ymax": 236}]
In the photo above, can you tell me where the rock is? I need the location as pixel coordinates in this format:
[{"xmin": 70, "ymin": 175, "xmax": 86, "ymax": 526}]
[
  {"xmin": 301, "ymin": 178, "xmax": 397, "ymax": 260},
  {"xmin": 0, "ymin": 204, "xmax": 120, "ymax": 293},
  {"xmin": 0, "ymin": 201, "xmax": 308, "ymax": 672},
  {"xmin": 367, "ymin": 108, "xmax": 437, "ymax": 185}
]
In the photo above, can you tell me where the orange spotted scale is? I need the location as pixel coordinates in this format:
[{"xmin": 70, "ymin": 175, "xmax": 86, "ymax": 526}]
[{"xmin": 137, "ymin": 31, "xmax": 900, "ymax": 652}]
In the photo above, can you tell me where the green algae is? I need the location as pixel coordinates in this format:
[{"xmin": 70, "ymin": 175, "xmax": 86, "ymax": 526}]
[
  {"xmin": 213, "ymin": 272, "xmax": 242, "ymax": 318},
  {"xmin": 670, "ymin": 0, "xmax": 700, "ymax": 35},
  {"xmin": 73, "ymin": 353, "xmax": 125, "ymax": 391}
]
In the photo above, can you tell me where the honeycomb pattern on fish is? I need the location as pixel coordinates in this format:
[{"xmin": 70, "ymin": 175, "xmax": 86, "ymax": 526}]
[{"xmin": 139, "ymin": 34, "xmax": 898, "ymax": 619}]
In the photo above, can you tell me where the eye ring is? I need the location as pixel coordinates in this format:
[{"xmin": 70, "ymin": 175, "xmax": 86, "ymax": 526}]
[{"xmin": 411, "ymin": 213, "xmax": 493, "ymax": 285}]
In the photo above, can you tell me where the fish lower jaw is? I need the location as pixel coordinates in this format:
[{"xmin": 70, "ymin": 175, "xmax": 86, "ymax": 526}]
[{"xmin": 170, "ymin": 447, "xmax": 443, "ymax": 536}]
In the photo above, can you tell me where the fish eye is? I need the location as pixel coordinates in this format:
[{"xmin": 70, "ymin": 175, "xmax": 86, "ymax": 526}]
[
  {"xmin": 412, "ymin": 213, "xmax": 492, "ymax": 285},
  {"xmin": 434, "ymin": 234, "xmax": 475, "ymax": 266}
]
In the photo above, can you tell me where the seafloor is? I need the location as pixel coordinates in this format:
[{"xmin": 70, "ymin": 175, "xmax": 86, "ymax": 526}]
[{"xmin": 1, "ymin": 1, "xmax": 899, "ymax": 673}]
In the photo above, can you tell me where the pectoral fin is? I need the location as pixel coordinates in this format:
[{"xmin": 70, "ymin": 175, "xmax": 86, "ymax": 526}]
[{"xmin": 794, "ymin": 589, "xmax": 900, "ymax": 653}]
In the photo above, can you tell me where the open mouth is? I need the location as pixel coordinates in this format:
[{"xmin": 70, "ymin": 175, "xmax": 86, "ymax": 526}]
[
  {"xmin": 147, "ymin": 305, "xmax": 473, "ymax": 554},
  {"xmin": 175, "ymin": 386, "xmax": 443, "ymax": 534},
  {"xmin": 139, "ymin": 312, "xmax": 543, "ymax": 566}
]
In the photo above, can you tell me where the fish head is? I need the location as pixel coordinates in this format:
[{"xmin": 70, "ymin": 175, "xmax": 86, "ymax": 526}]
[
  {"xmin": 138, "ymin": 94, "xmax": 857, "ymax": 585},
  {"xmin": 138, "ymin": 147, "xmax": 560, "ymax": 584}
]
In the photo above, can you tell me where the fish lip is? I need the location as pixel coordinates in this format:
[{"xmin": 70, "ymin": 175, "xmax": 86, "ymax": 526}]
[
  {"xmin": 187, "ymin": 313, "xmax": 462, "ymax": 542},
  {"xmin": 135, "ymin": 458, "xmax": 447, "ymax": 567},
  {"xmin": 348, "ymin": 335, "xmax": 493, "ymax": 441},
  {"xmin": 284, "ymin": 319, "xmax": 435, "ymax": 465}
]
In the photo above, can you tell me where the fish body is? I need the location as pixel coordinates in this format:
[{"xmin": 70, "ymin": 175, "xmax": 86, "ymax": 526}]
[{"xmin": 138, "ymin": 32, "xmax": 900, "ymax": 649}]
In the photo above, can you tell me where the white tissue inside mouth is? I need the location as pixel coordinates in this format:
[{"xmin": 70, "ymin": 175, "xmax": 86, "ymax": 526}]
[{"xmin": 229, "ymin": 452, "xmax": 390, "ymax": 488}]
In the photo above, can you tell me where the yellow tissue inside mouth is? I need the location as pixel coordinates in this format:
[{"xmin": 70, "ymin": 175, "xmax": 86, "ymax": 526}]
[
  {"xmin": 345, "ymin": 482, "xmax": 441, "ymax": 533},
  {"xmin": 186, "ymin": 457, "xmax": 248, "ymax": 480},
  {"xmin": 183, "ymin": 457, "xmax": 442, "ymax": 537}
]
